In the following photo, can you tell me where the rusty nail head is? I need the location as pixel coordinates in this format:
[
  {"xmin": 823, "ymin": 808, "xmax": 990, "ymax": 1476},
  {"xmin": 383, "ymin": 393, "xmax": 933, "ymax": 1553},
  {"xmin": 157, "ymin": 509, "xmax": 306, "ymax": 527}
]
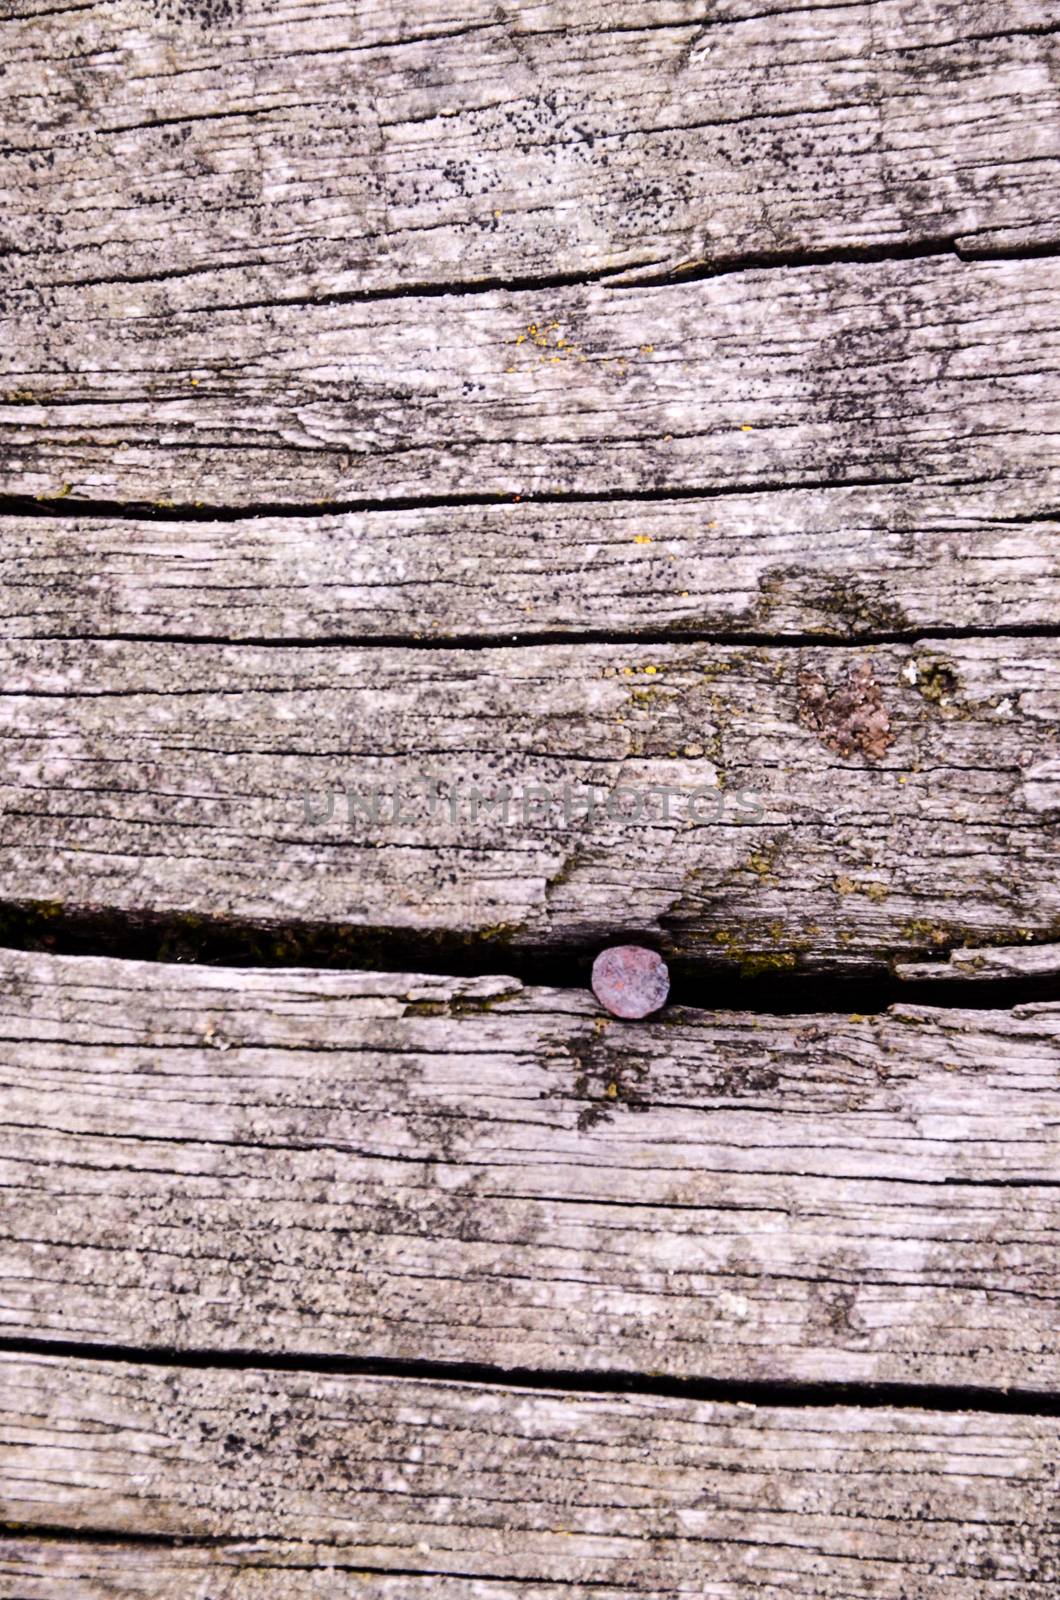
[{"xmin": 591, "ymin": 945, "xmax": 670, "ymax": 1020}]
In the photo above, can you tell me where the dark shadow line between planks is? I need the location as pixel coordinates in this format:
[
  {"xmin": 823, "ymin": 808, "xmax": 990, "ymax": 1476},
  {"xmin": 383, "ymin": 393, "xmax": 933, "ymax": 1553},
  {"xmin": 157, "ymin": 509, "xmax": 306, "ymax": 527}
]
[
  {"xmin": 22, "ymin": 623, "xmax": 1060, "ymax": 651},
  {"xmin": 0, "ymin": 903, "xmax": 1057, "ymax": 1014},
  {"xmin": 1, "ymin": 1334, "xmax": 1058, "ymax": 1418}
]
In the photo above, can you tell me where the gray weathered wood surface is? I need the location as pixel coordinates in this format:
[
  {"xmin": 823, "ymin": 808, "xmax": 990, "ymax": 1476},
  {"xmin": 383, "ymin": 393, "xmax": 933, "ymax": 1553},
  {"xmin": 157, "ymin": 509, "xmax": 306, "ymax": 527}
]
[
  {"xmin": 2, "ymin": 1354, "xmax": 1057, "ymax": 1592},
  {"xmin": 0, "ymin": 1548, "xmax": 707, "ymax": 1600},
  {"xmin": 2, "ymin": 949, "xmax": 1057, "ymax": 1388},
  {"xmin": 1, "ymin": 636, "xmax": 1056, "ymax": 967},
  {"xmin": 4, "ymin": 258, "xmax": 1058, "ymax": 505},
  {"xmin": 6, "ymin": 482, "xmax": 1059, "ymax": 641},
  {"xmin": 4, "ymin": 0, "xmax": 1057, "ymax": 307},
  {"xmin": 2, "ymin": 0, "xmax": 1059, "ymax": 1591}
]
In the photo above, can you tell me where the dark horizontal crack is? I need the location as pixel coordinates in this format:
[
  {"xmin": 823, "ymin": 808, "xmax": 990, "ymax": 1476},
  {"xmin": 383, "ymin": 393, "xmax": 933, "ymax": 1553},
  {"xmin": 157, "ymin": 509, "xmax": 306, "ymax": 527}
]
[
  {"xmin": 0, "ymin": 901, "xmax": 1056, "ymax": 1015},
  {"xmin": 35, "ymin": 233, "xmax": 1060, "ymax": 308},
  {"xmin": 1, "ymin": 1333, "xmax": 1057, "ymax": 1417},
  {"xmin": 0, "ymin": 1523, "xmax": 241, "ymax": 1551},
  {"xmin": 3, "ymin": 471, "xmax": 1051, "ymax": 530},
  {"xmin": 48, "ymin": 254, "xmax": 663, "ymax": 305},
  {"xmin": 0, "ymin": 1524, "xmax": 610, "ymax": 1588},
  {"xmin": 24, "ymin": 622, "xmax": 1060, "ymax": 651},
  {"xmin": 625, "ymin": 233, "xmax": 1060, "ymax": 288},
  {"xmin": 0, "ymin": 475, "xmax": 925, "ymax": 518}
]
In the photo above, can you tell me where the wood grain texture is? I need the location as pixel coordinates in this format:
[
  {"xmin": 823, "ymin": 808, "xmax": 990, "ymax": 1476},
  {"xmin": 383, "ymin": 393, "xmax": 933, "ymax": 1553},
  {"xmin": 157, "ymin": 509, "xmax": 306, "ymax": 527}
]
[
  {"xmin": 2, "ymin": 1354, "xmax": 1058, "ymax": 1594},
  {"xmin": 0, "ymin": 1546, "xmax": 684, "ymax": 1600},
  {"xmin": 6, "ymin": 481, "xmax": 1059, "ymax": 642},
  {"xmin": 0, "ymin": 1547, "xmax": 1056, "ymax": 1600},
  {"xmin": 0, "ymin": 636, "xmax": 1056, "ymax": 967},
  {"xmin": 3, "ymin": 257, "xmax": 1058, "ymax": 505},
  {"xmin": 2, "ymin": 949, "xmax": 1057, "ymax": 1389},
  {"xmin": 2, "ymin": 0, "xmax": 1057, "ymax": 307}
]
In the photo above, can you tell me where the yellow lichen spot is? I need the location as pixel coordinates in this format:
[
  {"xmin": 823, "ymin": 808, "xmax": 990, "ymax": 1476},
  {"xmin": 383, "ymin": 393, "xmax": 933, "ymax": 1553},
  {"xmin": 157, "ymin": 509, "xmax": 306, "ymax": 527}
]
[
  {"xmin": 633, "ymin": 534, "xmax": 652, "ymax": 545},
  {"xmin": 605, "ymin": 1081, "xmax": 618, "ymax": 1099},
  {"xmin": 640, "ymin": 344, "xmax": 654, "ymax": 353},
  {"xmin": 643, "ymin": 664, "xmax": 658, "ymax": 675},
  {"xmin": 849, "ymin": 1013, "xmax": 866, "ymax": 1023},
  {"xmin": 494, "ymin": 208, "xmax": 503, "ymax": 218},
  {"xmin": 55, "ymin": 482, "xmax": 72, "ymax": 499},
  {"xmin": 679, "ymin": 590, "xmax": 689, "ymax": 597},
  {"xmin": 515, "ymin": 334, "xmax": 527, "ymax": 345},
  {"xmin": 740, "ymin": 424, "xmax": 754, "ymax": 432}
]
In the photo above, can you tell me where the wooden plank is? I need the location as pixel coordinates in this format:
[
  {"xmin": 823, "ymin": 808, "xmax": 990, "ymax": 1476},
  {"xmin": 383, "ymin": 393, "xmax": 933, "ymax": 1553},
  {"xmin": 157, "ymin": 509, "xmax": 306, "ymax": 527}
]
[
  {"xmin": 2, "ymin": 0, "xmax": 1057, "ymax": 307},
  {"xmin": 2, "ymin": 950, "xmax": 1057, "ymax": 1389},
  {"xmin": 3, "ymin": 257, "xmax": 1058, "ymax": 506},
  {"xmin": 1, "ymin": 1355, "xmax": 1058, "ymax": 1594},
  {"xmin": 5, "ymin": 481, "xmax": 1059, "ymax": 641},
  {"xmin": 0, "ymin": 636, "xmax": 1056, "ymax": 968}
]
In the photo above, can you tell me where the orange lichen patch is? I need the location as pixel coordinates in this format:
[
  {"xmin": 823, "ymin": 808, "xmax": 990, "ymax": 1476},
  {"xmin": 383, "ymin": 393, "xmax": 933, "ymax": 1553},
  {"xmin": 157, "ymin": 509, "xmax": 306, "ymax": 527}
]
[{"xmin": 510, "ymin": 321, "xmax": 584, "ymax": 363}]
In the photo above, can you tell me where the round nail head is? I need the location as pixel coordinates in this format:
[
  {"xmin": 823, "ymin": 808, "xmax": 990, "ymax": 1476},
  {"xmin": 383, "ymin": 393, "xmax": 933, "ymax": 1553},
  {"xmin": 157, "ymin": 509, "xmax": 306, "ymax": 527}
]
[{"xmin": 591, "ymin": 945, "xmax": 670, "ymax": 1019}]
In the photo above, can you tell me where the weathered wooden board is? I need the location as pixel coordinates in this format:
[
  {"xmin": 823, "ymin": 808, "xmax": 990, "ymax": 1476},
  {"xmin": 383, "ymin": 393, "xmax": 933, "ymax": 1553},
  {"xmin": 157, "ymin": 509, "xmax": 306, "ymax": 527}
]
[
  {"xmin": 6, "ymin": 481, "xmax": 1059, "ymax": 641},
  {"xmin": 0, "ymin": 636, "xmax": 1056, "ymax": 967},
  {"xmin": 2, "ymin": 0, "xmax": 1057, "ymax": 308},
  {"xmin": 2, "ymin": 0, "xmax": 1056, "ymax": 1588},
  {"xmin": 3, "ymin": 258, "xmax": 1058, "ymax": 506},
  {"xmin": 2, "ymin": 1354, "xmax": 1058, "ymax": 1594},
  {"xmin": 2, "ymin": 950, "xmax": 1057, "ymax": 1388}
]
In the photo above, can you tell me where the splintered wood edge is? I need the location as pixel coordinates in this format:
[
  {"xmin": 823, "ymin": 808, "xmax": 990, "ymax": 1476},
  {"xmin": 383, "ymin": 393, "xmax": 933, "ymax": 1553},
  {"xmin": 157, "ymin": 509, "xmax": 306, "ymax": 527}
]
[{"xmin": 895, "ymin": 942, "xmax": 1060, "ymax": 982}]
